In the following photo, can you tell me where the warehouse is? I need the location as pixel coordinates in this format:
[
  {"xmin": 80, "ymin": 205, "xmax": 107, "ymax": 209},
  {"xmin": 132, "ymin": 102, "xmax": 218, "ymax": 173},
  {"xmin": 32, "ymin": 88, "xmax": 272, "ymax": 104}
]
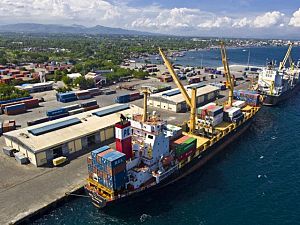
[
  {"xmin": 3, "ymin": 104, "xmax": 142, "ymax": 167},
  {"xmin": 147, "ymin": 84, "xmax": 219, "ymax": 112}
]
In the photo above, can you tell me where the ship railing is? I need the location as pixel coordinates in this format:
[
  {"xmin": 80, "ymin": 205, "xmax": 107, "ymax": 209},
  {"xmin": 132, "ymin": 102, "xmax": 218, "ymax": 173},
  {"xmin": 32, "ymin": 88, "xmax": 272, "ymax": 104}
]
[{"xmin": 156, "ymin": 165, "xmax": 179, "ymax": 183}]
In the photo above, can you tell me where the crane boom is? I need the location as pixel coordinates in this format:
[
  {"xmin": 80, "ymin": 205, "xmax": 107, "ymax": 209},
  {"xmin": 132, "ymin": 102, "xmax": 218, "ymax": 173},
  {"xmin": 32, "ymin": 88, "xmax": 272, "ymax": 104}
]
[
  {"xmin": 159, "ymin": 48, "xmax": 196, "ymax": 133},
  {"xmin": 220, "ymin": 42, "xmax": 234, "ymax": 107},
  {"xmin": 158, "ymin": 48, "xmax": 192, "ymax": 107},
  {"xmin": 279, "ymin": 43, "xmax": 293, "ymax": 70}
]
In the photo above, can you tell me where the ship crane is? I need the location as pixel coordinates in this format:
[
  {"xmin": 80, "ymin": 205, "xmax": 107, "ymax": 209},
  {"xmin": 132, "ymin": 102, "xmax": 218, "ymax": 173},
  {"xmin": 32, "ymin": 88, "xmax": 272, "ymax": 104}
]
[
  {"xmin": 220, "ymin": 42, "xmax": 235, "ymax": 106},
  {"xmin": 279, "ymin": 42, "xmax": 293, "ymax": 70},
  {"xmin": 159, "ymin": 48, "xmax": 197, "ymax": 133}
]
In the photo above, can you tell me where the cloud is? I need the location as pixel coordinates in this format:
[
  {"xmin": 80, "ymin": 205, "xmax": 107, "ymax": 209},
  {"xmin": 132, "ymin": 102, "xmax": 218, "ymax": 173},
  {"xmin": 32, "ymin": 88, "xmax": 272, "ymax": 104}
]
[
  {"xmin": 0, "ymin": 0, "xmax": 297, "ymax": 37},
  {"xmin": 252, "ymin": 11, "xmax": 285, "ymax": 28},
  {"xmin": 289, "ymin": 8, "xmax": 300, "ymax": 27},
  {"xmin": 232, "ymin": 11, "xmax": 285, "ymax": 28}
]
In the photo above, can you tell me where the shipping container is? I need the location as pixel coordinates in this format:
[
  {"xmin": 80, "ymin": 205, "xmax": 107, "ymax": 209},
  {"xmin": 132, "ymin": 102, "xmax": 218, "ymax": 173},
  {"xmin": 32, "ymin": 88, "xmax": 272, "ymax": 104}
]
[
  {"xmin": 83, "ymin": 105, "xmax": 99, "ymax": 112},
  {"xmin": 4, "ymin": 103, "xmax": 26, "ymax": 115},
  {"xmin": 80, "ymin": 100, "xmax": 97, "ymax": 108},
  {"xmin": 48, "ymin": 113, "xmax": 69, "ymax": 121},
  {"xmin": 46, "ymin": 108, "xmax": 68, "ymax": 117},
  {"xmin": 68, "ymin": 108, "xmax": 85, "ymax": 116},
  {"xmin": 22, "ymin": 98, "xmax": 39, "ymax": 109},
  {"xmin": 27, "ymin": 117, "xmax": 49, "ymax": 126},
  {"xmin": 62, "ymin": 104, "xmax": 80, "ymax": 112},
  {"xmin": 115, "ymin": 94, "xmax": 130, "ymax": 103}
]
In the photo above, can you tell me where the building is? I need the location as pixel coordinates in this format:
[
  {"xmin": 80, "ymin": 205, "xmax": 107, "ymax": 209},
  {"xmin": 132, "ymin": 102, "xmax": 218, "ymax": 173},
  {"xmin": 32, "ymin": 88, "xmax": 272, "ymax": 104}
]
[
  {"xmin": 67, "ymin": 73, "xmax": 82, "ymax": 80},
  {"xmin": 148, "ymin": 84, "xmax": 219, "ymax": 112},
  {"xmin": 15, "ymin": 81, "xmax": 54, "ymax": 93},
  {"xmin": 85, "ymin": 72, "xmax": 107, "ymax": 86},
  {"xmin": 3, "ymin": 104, "xmax": 142, "ymax": 167}
]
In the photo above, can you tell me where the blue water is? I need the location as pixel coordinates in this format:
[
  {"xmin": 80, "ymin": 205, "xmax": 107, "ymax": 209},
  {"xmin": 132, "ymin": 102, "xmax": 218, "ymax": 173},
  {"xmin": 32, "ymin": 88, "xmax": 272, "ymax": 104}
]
[
  {"xmin": 31, "ymin": 47, "xmax": 300, "ymax": 225},
  {"xmin": 149, "ymin": 46, "xmax": 300, "ymax": 68}
]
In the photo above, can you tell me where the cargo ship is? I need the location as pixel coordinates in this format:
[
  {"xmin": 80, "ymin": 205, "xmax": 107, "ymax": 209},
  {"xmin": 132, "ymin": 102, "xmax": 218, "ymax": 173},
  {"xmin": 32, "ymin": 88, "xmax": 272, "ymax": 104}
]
[
  {"xmin": 85, "ymin": 102, "xmax": 260, "ymax": 208},
  {"xmin": 256, "ymin": 44, "xmax": 300, "ymax": 106},
  {"xmin": 85, "ymin": 45, "xmax": 261, "ymax": 208}
]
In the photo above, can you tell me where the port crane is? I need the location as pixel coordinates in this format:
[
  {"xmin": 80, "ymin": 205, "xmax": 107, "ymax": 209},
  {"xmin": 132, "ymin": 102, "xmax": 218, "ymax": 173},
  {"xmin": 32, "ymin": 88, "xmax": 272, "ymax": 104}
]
[
  {"xmin": 220, "ymin": 41, "xmax": 235, "ymax": 106},
  {"xmin": 159, "ymin": 48, "xmax": 197, "ymax": 133},
  {"xmin": 279, "ymin": 43, "xmax": 293, "ymax": 70}
]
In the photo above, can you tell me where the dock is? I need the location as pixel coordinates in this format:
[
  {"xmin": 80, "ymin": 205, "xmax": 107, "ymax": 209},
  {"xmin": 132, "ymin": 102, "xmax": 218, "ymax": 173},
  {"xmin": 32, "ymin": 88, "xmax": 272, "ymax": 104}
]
[{"xmin": 0, "ymin": 152, "xmax": 88, "ymax": 225}]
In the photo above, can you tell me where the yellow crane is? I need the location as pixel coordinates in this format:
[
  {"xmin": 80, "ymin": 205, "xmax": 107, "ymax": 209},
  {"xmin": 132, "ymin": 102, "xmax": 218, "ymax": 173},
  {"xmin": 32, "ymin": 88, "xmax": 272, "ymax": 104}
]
[
  {"xmin": 220, "ymin": 41, "xmax": 234, "ymax": 107},
  {"xmin": 140, "ymin": 87, "xmax": 151, "ymax": 122},
  {"xmin": 279, "ymin": 43, "xmax": 293, "ymax": 70},
  {"xmin": 159, "ymin": 48, "xmax": 197, "ymax": 133}
]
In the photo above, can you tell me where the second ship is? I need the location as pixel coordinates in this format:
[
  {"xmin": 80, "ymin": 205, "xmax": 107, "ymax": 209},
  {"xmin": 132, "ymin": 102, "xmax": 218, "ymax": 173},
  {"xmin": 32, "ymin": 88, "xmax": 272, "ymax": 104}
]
[
  {"xmin": 256, "ymin": 43, "xmax": 300, "ymax": 106},
  {"xmin": 85, "ymin": 43, "xmax": 261, "ymax": 208}
]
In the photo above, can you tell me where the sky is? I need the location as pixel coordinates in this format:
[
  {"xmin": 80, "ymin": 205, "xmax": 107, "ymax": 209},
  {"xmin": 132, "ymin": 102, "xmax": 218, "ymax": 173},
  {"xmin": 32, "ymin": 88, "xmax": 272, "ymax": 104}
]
[{"xmin": 0, "ymin": 0, "xmax": 300, "ymax": 38}]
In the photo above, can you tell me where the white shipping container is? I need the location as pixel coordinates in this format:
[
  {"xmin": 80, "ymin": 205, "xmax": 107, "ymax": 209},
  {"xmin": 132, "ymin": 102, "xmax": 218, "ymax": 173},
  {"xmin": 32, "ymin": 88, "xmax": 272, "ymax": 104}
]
[
  {"xmin": 225, "ymin": 107, "xmax": 241, "ymax": 118},
  {"xmin": 233, "ymin": 100, "xmax": 246, "ymax": 108}
]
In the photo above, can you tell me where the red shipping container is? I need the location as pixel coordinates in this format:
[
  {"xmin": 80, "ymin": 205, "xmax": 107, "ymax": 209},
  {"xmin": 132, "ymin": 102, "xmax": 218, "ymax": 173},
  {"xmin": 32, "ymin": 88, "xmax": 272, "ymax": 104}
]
[
  {"xmin": 173, "ymin": 135, "xmax": 190, "ymax": 145},
  {"xmin": 84, "ymin": 105, "xmax": 99, "ymax": 112},
  {"xmin": 23, "ymin": 99, "xmax": 39, "ymax": 109},
  {"xmin": 178, "ymin": 146, "xmax": 196, "ymax": 161}
]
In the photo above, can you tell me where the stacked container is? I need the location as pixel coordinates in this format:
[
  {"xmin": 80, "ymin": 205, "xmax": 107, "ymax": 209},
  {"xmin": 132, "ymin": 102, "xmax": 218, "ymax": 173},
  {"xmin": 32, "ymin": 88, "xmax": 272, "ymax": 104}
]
[
  {"xmin": 171, "ymin": 136, "xmax": 197, "ymax": 161},
  {"xmin": 188, "ymin": 76, "xmax": 201, "ymax": 84},
  {"xmin": 88, "ymin": 146, "xmax": 127, "ymax": 191},
  {"xmin": 233, "ymin": 90, "xmax": 260, "ymax": 107},
  {"xmin": 68, "ymin": 108, "xmax": 85, "ymax": 116},
  {"xmin": 75, "ymin": 90, "xmax": 92, "ymax": 100},
  {"xmin": 87, "ymin": 88, "xmax": 101, "ymax": 96},
  {"xmin": 56, "ymin": 92, "xmax": 77, "ymax": 103},
  {"xmin": 223, "ymin": 107, "xmax": 244, "ymax": 123},
  {"xmin": 46, "ymin": 108, "xmax": 69, "ymax": 120},
  {"xmin": 80, "ymin": 100, "xmax": 99, "ymax": 111},
  {"xmin": 198, "ymin": 103, "xmax": 224, "ymax": 127},
  {"xmin": 62, "ymin": 104, "xmax": 80, "ymax": 112},
  {"xmin": 4, "ymin": 103, "xmax": 26, "ymax": 115}
]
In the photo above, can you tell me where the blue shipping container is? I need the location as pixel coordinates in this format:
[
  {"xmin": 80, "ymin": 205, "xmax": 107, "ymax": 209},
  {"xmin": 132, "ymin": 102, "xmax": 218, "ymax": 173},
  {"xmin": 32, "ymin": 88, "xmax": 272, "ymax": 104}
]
[
  {"xmin": 91, "ymin": 146, "xmax": 110, "ymax": 159},
  {"xmin": 48, "ymin": 113, "xmax": 69, "ymax": 120},
  {"xmin": 0, "ymin": 96, "xmax": 32, "ymax": 105},
  {"xmin": 46, "ymin": 108, "xmax": 68, "ymax": 117},
  {"xmin": 101, "ymin": 151, "xmax": 126, "ymax": 168},
  {"xmin": 81, "ymin": 100, "xmax": 97, "ymax": 108},
  {"xmin": 5, "ymin": 103, "xmax": 26, "ymax": 111}
]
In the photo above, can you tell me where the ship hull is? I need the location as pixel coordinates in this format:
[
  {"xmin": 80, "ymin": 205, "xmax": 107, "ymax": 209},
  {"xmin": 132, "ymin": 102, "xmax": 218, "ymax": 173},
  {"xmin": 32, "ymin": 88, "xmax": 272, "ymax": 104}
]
[
  {"xmin": 263, "ymin": 81, "xmax": 300, "ymax": 106},
  {"xmin": 86, "ymin": 116, "xmax": 255, "ymax": 208}
]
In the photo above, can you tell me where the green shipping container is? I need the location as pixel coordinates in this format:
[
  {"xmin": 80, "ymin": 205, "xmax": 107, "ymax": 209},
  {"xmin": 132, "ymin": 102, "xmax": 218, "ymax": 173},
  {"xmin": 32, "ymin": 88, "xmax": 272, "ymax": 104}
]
[
  {"xmin": 183, "ymin": 137, "xmax": 197, "ymax": 145},
  {"xmin": 175, "ymin": 142, "xmax": 196, "ymax": 156}
]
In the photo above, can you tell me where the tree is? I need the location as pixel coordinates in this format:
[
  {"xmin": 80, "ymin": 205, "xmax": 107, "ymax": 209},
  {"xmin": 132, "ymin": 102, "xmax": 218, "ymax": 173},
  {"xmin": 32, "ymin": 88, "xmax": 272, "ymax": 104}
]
[
  {"xmin": 133, "ymin": 70, "xmax": 148, "ymax": 79},
  {"xmin": 62, "ymin": 75, "xmax": 72, "ymax": 87},
  {"xmin": 74, "ymin": 76, "xmax": 95, "ymax": 90},
  {"xmin": 54, "ymin": 70, "xmax": 63, "ymax": 82}
]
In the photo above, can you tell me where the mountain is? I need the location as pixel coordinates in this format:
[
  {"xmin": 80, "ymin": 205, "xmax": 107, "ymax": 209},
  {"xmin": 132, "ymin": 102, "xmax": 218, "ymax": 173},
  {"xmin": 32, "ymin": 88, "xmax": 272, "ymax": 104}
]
[{"xmin": 0, "ymin": 23, "xmax": 157, "ymax": 36}]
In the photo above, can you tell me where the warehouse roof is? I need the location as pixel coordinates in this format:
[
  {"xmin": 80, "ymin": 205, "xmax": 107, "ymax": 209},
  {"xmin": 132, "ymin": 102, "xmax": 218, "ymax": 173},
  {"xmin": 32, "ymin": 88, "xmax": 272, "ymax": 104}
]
[
  {"xmin": 150, "ymin": 84, "xmax": 219, "ymax": 104},
  {"xmin": 4, "ymin": 104, "xmax": 142, "ymax": 153}
]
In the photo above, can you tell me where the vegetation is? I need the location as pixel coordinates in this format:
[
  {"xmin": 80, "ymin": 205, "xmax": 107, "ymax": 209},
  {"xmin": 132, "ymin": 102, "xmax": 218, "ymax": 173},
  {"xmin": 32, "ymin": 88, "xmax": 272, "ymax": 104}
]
[
  {"xmin": 0, "ymin": 83, "xmax": 29, "ymax": 101},
  {"xmin": 73, "ymin": 76, "xmax": 95, "ymax": 90},
  {"xmin": 0, "ymin": 33, "xmax": 221, "ymax": 83},
  {"xmin": 56, "ymin": 86, "xmax": 72, "ymax": 93}
]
